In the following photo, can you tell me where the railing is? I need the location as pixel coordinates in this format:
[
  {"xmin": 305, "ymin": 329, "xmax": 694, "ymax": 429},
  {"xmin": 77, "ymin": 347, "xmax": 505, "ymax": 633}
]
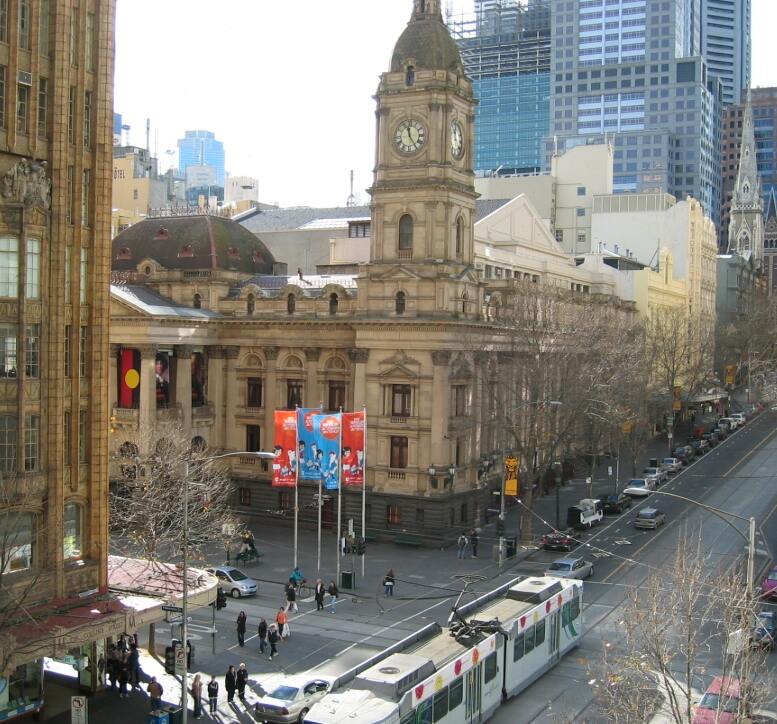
[
  {"xmin": 397, "ymin": 249, "xmax": 412, "ymax": 260},
  {"xmin": 390, "ymin": 416, "xmax": 409, "ymax": 424},
  {"xmin": 387, "ymin": 470, "xmax": 407, "ymax": 481},
  {"xmin": 238, "ymin": 456, "xmax": 270, "ymax": 472},
  {"xmin": 112, "ymin": 407, "xmax": 138, "ymax": 421}
]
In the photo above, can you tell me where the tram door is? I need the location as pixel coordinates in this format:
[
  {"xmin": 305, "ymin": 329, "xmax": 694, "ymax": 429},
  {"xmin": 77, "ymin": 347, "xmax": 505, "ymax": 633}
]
[
  {"xmin": 548, "ymin": 611, "xmax": 561, "ymax": 663},
  {"xmin": 465, "ymin": 665, "xmax": 482, "ymax": 722}
]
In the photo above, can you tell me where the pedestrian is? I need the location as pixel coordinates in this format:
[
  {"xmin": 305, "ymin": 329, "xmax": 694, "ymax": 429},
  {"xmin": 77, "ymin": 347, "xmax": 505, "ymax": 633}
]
[
  {"xmin": 257, "ymin": 618, "xmax": 268, "ymax": 655},
  {"xmin": 236, "ymin": 610, "xmax": 247, "ymax": 647},
  {"xmin": 107, "ymin": 644, "xmax": 118, "ymax": 691},
  {"xmin": 207, "ymin": 675, "xmax": 219, "ymax": 715},
  {"xmin": 456, "ymin": 533, "xmax": 468, "ymax": 559},
  {"xmin": 286, "ymin": 582, "xmax": 298, "ymax": 613},
  {"xmin": 470, "ymin": 528, "xmax": 479, "ymax": 558},
  {"xmin": 147, "ymin": 677, "xmax": 163, "ymax": 711},
  {"xmin": 236, "ymin": 663, "xmax": 248, "ymax": 700},
  {"xmin": 328, "ymin": 579, "xmax": 339, "ymax": 613},
  {"xmin": 383, "ymin": 569, "xmax": 395, "ymax": 597},
  {"xmin": 268, "ymin": 623, "xmax": 280, "ymax": 660},
  {"xmin": 127, "ymin": 642, "xmax": 140, "ymax": 691},
  {"xmin": 225, "ymin": 665, "xmax": 237, "ymax": 703},
  {"xmin": 314, "ymin": 578, "xmax": 325, "ymax": 611},
  {"xmin": 276, "ymin": 607, "xmax": 289, "ymax": 638},
  {"xmin": 191, "ymin": 673, "xmax": 203, "ymax": 718},
  {"xmin": 117, "ymin": 655, "xmax": 129, "ymax": 698}
]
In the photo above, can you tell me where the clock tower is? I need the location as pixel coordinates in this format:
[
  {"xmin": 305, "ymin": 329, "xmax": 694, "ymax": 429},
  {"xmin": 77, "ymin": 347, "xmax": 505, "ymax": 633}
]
[{"xmin": 362, "ymin": 0, "xmax": 480, "ymax": 319}]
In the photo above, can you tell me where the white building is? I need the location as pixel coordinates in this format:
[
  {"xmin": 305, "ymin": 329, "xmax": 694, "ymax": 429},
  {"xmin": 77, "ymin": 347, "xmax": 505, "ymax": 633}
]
[{"xmin": 225, "ymin": 175, "xmax": 260, "ymax": 204}]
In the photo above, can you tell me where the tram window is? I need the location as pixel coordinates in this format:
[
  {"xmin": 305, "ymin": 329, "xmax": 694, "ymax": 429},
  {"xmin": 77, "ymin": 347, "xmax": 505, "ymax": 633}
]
[
  {"xmin": 513, "ymin": 633, "xmax": 525, "ymax": 661},
  {"xmin": 433, "ymin": 688, "xmax": 449, "ymax": 722},
  {"xmin": 417, "ymin": 698, "xmax": 432, "ymax": 724},
  {"xmin": 400, "ymin": 713, "xmax": 415, "ymax": 724},
  {"xmin": 449, "ymin": 679, "xmax": 464, "ymax": 710},
  {"xmin": 524, "ymin": 625, "xmax": 535, "ymax": 654},
  {"xmin": 535, "ymin": 619, "xmax": 546, "ymax": 647},
  {"xmin": 571, "ymin": 597, "xmax": 581, "ymax": 620},
  {"xmin": 484, "ymin": 652, "xmax": 498, "ymax": 683}
]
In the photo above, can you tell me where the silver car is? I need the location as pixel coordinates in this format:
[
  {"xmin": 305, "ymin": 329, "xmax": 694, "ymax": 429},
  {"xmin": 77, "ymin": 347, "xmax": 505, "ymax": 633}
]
[
  {"xmin": 544, "ymin": 556, "xmax": 593, "ymax": 580},
  {"xmin": 205, "ymin": 566, "xmax": 257, "ymax": 598},
  {"xmin": 634, "ymin": 507, "xmax": 666, "ymax": 529},
  {"xmin": 255, "ymin": 677, "xmax": 332, "ymax": 724},
  {"xmin": 662, "ymin": 457, "xmax": 683, "ymax": 474}
]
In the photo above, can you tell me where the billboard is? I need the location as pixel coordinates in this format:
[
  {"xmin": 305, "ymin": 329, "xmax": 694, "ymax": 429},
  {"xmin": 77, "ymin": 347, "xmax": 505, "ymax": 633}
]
[
  {"xmin": 272, "ymin": 410, "xmax": 297, "ymax": 487},
  {"xmin": 297, "ymin": 408, "xmax": 323, "ymax": 481},
  {"xmin": 342, "ymin": 411, "xmax": 365, "ymax": 486},
  {"xmin": 311, "ymin": 413, "xmax": 342, "ymax": 491}
]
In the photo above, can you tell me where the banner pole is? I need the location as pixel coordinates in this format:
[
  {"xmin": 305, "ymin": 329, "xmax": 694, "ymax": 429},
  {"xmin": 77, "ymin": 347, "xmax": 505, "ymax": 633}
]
[
  {"xmin": 361, "ymin": 406, "xmax": 366, "ymax": 579},
  {"xmin": 336, "ymin": 409, "xmax": 343, "ymax": 587},
  {"xmin": 316, "ymin": 400, "xmax": 323, "ymax": 576},
  {"xmin": 294, "ymin": 407, "xmax": 299, "ymax": 570}
]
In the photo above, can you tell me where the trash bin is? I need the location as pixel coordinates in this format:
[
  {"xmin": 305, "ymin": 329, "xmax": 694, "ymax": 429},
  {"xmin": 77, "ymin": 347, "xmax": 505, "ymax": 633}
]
[
  {"xmin": 340, "ymin": 570, "xmax": 355, "ymax": 590},
  {"xmin": 147, "ymin": 711, "xmax": 169, "ymax": 724},
  {"xmin": 162, "ymin": 705, "xmax": 183, "ymax": 724},
  {"xmin": 506, "ymin": 536, "xmax": 517, "ymax": 559}
]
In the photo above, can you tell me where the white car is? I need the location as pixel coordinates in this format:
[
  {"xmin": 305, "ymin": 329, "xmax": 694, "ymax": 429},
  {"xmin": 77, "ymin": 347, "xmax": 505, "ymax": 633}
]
[
  {"xmin": 254, "ymin": 676, "xmax": 333, "ymax": 724},
  {"xmin": 623, "ymin": 478, "xmax": 655, "ymax": 497},
  {"xmin": 730, "ymin": 412, "xmax": 747, "ymax": 425},
  {"xmin": 662, "ymin": 457, "xmax": 683, "ymax": 474},
  {"xmin": 719, "ymin": 417, "xmax": 739, "ymax": 430},
  {"xmin": 544, "ymin": 556, "xmax": 594, "ymax": 580},
  {"xmin": 204, "ymin": 566, "xmax": 257, "ymax": 598}
]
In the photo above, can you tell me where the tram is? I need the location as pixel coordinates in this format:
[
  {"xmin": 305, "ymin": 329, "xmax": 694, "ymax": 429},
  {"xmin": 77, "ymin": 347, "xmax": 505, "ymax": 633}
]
[{"xmin": 305, "ymin": 575, "xmax": 583, "ymax": 724}]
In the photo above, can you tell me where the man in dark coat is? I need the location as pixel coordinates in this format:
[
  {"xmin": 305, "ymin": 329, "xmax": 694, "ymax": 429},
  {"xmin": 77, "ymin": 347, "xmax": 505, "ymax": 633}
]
[
  {"xmin": 314, "ymin": 579, "xmax": 325, "ymax": 611},
  {"xmin": 236, "ymin": 663, "xmax": 249, "ymax": 700},
  {"xmin": 236, "ymin": 611, "xmax": 247, "ymax": 646},
  {"xmin": 225, "ymin": 665, "xmax": 237, "ymax": 703}
]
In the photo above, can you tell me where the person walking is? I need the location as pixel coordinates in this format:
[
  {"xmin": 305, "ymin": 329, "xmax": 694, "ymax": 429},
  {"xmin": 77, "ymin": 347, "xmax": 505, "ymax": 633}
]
[
  {"xmin": 276, "ymin": 607, "xmax": 289, "ymax": 638},
  {"xmin": 127, "ymin": 642, "xmax": 141, "ymax": 691},
  {"xmin": 469, "ymin": 528, "xmax": 479, "ymax": 558},
  {"xmin": 117, "ymin": 655, "xmax": 129, "ymax": 698},
  {"xmin": 207, "ymin": 675, "xmax": 219, "ymax": 715},
  {"xmin": 236, "ymin": 610, "xmax": 247, "ymax": 647},
  {"xmin": 456, "ymin": 533, "xmax": 468, "ymax": 559},
  {"xmin": 314, "ymin": 578, "xmax": 325, "ymax": 611},
  {"xmin": 267, "ymin": 623, "xmax": 280, "ymax": 660},
  {"xmin": 383, "ymin": 569, "xmax": 395, "ymax": 597},
  {"xmin": 107, "ymin": 644, "xmax": 118, "ymax": 692},
  {"xmin": 225, "ymin": 665, "xmax": 237, "ymax": 703},
  {"xmin": 328, "ymin": 580, "xmax": 339, "ymax": 613},
  {"xmin": 147, "ymin": 677, "xmax": 163, "ymax": 711},
  {"xmin": 191, "ymin": 673, "xmax": 203, "ymax": 719},
  {"xmin": 236, "ymin": 663, "xmax": 248, "ymax": 701},
  {"xmin": 257, "ymin": 618, "xmax": 268, "ymax": 655},
  {"xmin": 286, "ymin": 582, "xmax": 298, "ymax": 613}
]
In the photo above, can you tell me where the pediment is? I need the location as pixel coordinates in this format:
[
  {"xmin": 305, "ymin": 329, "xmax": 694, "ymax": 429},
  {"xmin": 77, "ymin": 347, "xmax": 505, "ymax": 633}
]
[
  {"xmin": 371, "ymin": 265, "xmax": 424, "ymax": 281},
  {"xmin": 381, "ymin": 349, "xmax": 422, "ymax": 368},
  {"xmin": 378, "ymin": 363, "xmax": 418, "ymax": 380},
  {"xmin": 110, "ymin": 295, "xmax": 151, "ymax": 318}
]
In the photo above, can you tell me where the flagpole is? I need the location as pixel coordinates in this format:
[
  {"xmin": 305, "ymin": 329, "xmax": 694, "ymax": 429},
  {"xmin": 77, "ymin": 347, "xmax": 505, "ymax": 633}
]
[
  {"xmin": 361, "ymin": 406, "xmax": 366, "ymax": 579},
  {"xmin": 316, "ymin": 399, "xmax": 323, "ymax": 576},
  {"xmin": 294, "ymin": 406, "xmax": 299, "ymax": 570},
  {"xmin": 336, "ymin": 408, "xmax": 343, "ymax": 587}
]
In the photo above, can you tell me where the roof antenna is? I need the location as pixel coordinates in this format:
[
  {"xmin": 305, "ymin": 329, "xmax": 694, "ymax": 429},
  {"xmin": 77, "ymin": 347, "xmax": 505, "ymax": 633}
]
[{"xmin": 346, "ymin": 170, "xmax": 356, "ymax": 208}]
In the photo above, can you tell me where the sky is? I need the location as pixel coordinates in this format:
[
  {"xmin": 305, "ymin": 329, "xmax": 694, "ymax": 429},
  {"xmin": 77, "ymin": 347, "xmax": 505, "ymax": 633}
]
[{"xmin": 114, "ymin": 0, "xmax": 777, "ymax": 209}]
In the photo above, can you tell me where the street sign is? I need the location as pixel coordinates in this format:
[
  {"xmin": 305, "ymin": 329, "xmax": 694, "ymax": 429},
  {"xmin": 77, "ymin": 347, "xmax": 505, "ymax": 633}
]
[
  {"xmin": 162, "ymin": 604, "xmax": 183, "ymax": 613},
  {"xmin": 71, "ymin": 696, "xmax": 87, "ymax": 724},
  {"xmin": 174, "ymin": 643, "xmax": 185, "ymax": 676}
]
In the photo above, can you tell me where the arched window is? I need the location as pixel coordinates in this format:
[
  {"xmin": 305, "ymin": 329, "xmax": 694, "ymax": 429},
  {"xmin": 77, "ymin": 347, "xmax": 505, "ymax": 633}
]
[
  {"xmin": 399, "ymin": 215, "xmax": 413, "ymax": 252},
  {"xmin": 63, "ymin": 503, "xmax": 83, "ymax": 560},
  {"xmin": 246, "ymin": 293, "xmax": 255, "ymax": 315},
  {"xmin": 329, "ymin": 293, "xmax": 339, "ymax": 316},
  {"xmin": 461, "ymin": 290, "xmax": 468, "ymax": 314},
  {"xmin": 191, "ymin": 436, "xmax": 207, "ymax": 453},
  {"xmin": 0, "ymin": 512, "xmax": 33, "ymax": 572},
  {"xmin": 193, "ymin": 293, "xmax": 201, "ymax": 309},
  {"xmin": 455, "ymin": 216, "xmax": 465, "ymax": 257},
  {"xmin": 406, "ymin": 65, "xmax": 415, "ymax": 87},
  {"xmin": 287, "ymin": 294, "xmax": 296, "ymax": 315},
  {"xmin": 395, "ymin": 291, "xmax": 406, "ymax": 315}
]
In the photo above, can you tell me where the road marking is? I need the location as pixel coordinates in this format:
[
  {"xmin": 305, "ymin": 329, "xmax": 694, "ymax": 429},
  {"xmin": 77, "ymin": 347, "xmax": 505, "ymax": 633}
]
[{"xmin": 720, "ymin": 424, "xmax": 777, "ymax": 478}]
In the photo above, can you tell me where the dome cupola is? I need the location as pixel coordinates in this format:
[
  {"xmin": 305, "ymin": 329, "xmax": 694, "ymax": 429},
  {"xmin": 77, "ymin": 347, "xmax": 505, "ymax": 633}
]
[{"xmin": 390, "ymin": 0, "xmax": 464, "ymax": 74}]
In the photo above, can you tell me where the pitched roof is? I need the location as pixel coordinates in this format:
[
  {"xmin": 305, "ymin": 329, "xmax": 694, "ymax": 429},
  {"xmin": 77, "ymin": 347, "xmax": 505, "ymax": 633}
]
[{"xmin": 111, "ymin": 284, "xmax": 223, "ymax": 318}]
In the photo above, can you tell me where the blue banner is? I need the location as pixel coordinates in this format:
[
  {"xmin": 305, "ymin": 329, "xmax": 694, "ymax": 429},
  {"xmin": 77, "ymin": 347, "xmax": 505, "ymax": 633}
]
[
  {"xmin": 297, "ymin": 408, "xmax": 322, "ymax": 481},
  {"xmin": 311, "ymin": 413, "xmax": 342, "ymax": 490}
]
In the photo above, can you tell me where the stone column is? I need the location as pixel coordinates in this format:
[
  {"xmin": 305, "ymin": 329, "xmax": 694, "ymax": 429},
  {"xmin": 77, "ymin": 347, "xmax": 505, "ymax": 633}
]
[
  {"xmin": 138, "ymin": 345, "xmax": 157, "ymax": 451},
  {"xmin": 174, "ymin": 345, "xmax": 193, "ymax": 435},
  {"xmin": 304, "ymin": 348, "xmax": 321, "ymax": 408},
  {"xmin": 264, "ymin": 346, "xmax": 279, "ymax": 451},
  {"xmin": 473, "ymin": 351, "xmax": 488, "ymax": 459},
  {"xmin": 349, "ymin": 348, "xmax": 370, "ymax": 411},
  {"xmin": 431, "ymin": 351, "xmax": 451, "ymax": 466},
  {"xmin": 224, "ymin": 346, "xmax": 240, "ymax": 451},
  {"xmin": 109, "ymin": 344, "xmax": 120, "ymax": 411},
  {"xmin": 208, "ymin": 347, "xmax": 226, "ymax": 450}
]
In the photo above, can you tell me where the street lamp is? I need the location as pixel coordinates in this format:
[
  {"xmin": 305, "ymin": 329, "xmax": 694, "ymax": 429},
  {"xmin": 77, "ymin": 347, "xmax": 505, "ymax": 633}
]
[
  {"xmin": 179, "ymin": 450, "xmax": 275, "ymax": 724},
  {"xmin": 552, "ymin": 461, "xmax": 563, "ymax": 530}
]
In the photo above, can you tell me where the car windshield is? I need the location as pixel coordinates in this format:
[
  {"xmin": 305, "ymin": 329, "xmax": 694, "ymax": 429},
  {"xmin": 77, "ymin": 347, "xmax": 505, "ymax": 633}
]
[
  {"xmin": 269, "ymin": 686, "xmax": 299, "ymax": 701},
  {"xmin": 549, "ymin": 562, "xmax": 571, "ymax": 571},
  {"xmin": 698, "ymin": 693, "xmax": 739, "ymax": 713},
  {"xmin": 663, "ymin": 459, "xmax": 674, "ymax": 464},
  {"xmin": 639, "ymin": 511, "xmax": 656, "ymax": 519},
  {"xmin": 767, "ymin": 572, "xmax": 777, "ymax": 581},
  {"xmin": 628, "ymin": 480, "xmax": 645, "ymax": 486},
  {"xmin": 227, "ymin": 569, "xmax": 248, "ymax": 581}
]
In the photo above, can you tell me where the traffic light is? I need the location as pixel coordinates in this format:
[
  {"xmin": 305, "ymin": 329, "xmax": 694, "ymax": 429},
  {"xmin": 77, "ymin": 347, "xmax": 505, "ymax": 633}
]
[
  {"xmin": 496, "ymin": 517, "xmax": 505, "ymax": 537},
  {"xmin": 216, "ymin": 587, "xmax": 227, "ymax": 610},
  {"xmin": 164, "ymin": 645, "xmax": 175, "ymax": 675}
]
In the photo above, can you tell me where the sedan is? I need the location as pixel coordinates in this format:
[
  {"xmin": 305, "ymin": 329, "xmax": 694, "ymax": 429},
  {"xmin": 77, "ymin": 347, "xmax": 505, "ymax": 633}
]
[
  {"xmin": 673, "ymin": 446, "xmax": 695, "ymax": 464},
  {"xmin": 255, "ymin": 677, "xmax": 332, "ymax": 724},
  {"xmin": 701, "ymin": 433, "xmax": 718, "ymax": 448},
  {"xmin": 712, "ymin": 426, "xmax": 728, "ymax": 440},
  {"xmin": 642, "ymin": 467, "xmax": 667, "ymax": 485},
  {"xmin": 544, "ymin": 556, "xmax": 593, "ymax": 580},
  {"xmin": 623, "ymin": 478, "xmax": 655, "ymax": 497},
  {"xmin": 205, "ymin": 566, "xmax": 257, "ymax": 599},
  {"xmin": 690, "ymin": 439, "xmax": 709, "ymax": 455},
  {"xmin": 761, "ymin": 566, "xmax": 777, "ymax": 600},
  {"xmin": 541, "ymin": 532, "xmax": 577, "ymax": 552},
  {"xmin": 598, "ymin": 493, "xmax": 632, "ymax": 514},
  {"xmin": 662, "ymin": 457, "xmax": 683, "ymax": 474}
]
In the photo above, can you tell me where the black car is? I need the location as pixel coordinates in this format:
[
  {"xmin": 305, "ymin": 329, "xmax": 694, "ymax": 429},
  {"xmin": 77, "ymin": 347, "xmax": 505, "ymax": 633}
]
[
  {"xmin": 598, "ymin": 493, "xmax": 633, "ymax": 514},
  {"xmin": 751, "ymin": 611, "xmax": 776, "ymax": 651},
  {"xmin": 701, "ymin": 432, "xmax": 718, "ymax": 447},
  {"xmin": 541, "ymin": 532, "xmax": 577, "ymax": 552}
]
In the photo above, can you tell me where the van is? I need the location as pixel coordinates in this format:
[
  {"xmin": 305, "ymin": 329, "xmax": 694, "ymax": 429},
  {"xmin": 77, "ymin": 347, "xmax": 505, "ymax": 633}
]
[{"xmin": 634, "ymin": 507, "xmax": 665, "ymax": 529}]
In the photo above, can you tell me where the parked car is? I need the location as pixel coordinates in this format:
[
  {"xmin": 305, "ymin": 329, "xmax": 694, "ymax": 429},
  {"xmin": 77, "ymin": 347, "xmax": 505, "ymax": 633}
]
[
  {"xmin": 689, "ymin": 438, "xmax": 709, "ymax": 455},
  {"xmin": 662, "ymin": 457, "xmax": 683, "ymax": 474},
  {"xmin": 750, "ymin": 611, "xmax": 776, "ymax": 651},
  {"xmin": 634, "ymin": 507, "xmax": 666, "ymax": 529},
  {"xmin": 544, "ymin": 556, "xmax": 594, "ymax": 580},
  {"xmin": 760, "ymin": 566, "xmax": 777, "ymax": 600},
  {"xmin": 254, "ymin": 676, "xmax": 333, "ymax": 724},
  {"xmin": 719, "ymin": 417, "xmax": 738, "ymax": 431},
  {"xmin": 673, "ymin": 445, "xmax": 695, "ymax": 464},
  {"xmin": 730, "ymin": 412, "xmax": 747, "ymax": 425},
  {"xmin": 541, "ymin": 532, "xmax": 577, "ymax": 552},
  {"xmin": 598, "ymin": 493, "xmax": 633, "ymax": 514},
  {"xmin": 567, "ymin": 498, "xmax": 604, "ymax": 530},
  {"xmin": 712, "ymin": 426, "xmax": 728, "ymax": 440},
  {"xmin": 204, "ymin": 566, "xmax": 258, "ymax": 598},
  {"xmin": 623, "ymin": 478, "xmax": 656, "ymax": 497},
  {"xmin": 701, "ymin": 432, "xmax": 718, "ymax": 447},
  {"xmin": 642, "ymin": 466, "xmax": 667, "ymax": 485},
  {"xmin": 692, "ymin": 676, "xmax": 749, "ymax": 724}
]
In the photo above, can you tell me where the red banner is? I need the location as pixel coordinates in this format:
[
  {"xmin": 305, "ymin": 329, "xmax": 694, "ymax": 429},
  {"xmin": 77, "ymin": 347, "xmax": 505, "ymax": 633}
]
[
  {"xmin": 118, "ymin": 348, "xmax": 140, "ymax": 409},
  {"xmin": 342, "ymin": 411, "xmax": 365, "ymax": 486},
  {"xmin": 272, "ymin": 410, "xmax": 297, "ymax": 487}
]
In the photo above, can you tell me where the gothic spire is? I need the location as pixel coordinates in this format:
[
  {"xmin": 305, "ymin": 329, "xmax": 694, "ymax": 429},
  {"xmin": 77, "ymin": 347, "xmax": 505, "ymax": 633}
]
[
  {"xmin": 732, "ymin": 89, "xmax": 762, "ymax": 213},
  {"xmin": 766, "ymin": 187, "xmax": 777, "ymax": 224}
]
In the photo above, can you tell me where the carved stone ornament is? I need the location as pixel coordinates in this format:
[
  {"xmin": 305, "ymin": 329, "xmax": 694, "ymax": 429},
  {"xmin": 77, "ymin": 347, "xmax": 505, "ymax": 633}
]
[
  {"xmin": 2, "ymin": 158, "xmax": 52, "ymax": 210},
  {"xmin": 304, "ymin": 348, "xmax": 321, "ymax": 362},
  {"xmin": 431, "ymin": 350, "xmax": 452, "ymax": 366},
  {"xmin": 348, "ymin": 348, "xmax": 370, "ymax": 364},
  {"xmin": 264, "ymin": 346, "xmax": 280, "ymax": 361}
]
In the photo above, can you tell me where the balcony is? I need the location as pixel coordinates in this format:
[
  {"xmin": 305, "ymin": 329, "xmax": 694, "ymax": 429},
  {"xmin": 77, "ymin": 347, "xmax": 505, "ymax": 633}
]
[
  {"xmin": 192, "ymin": 403, "xmax": 215, "ymax": 425},
  {"xmin": 390, "ymin": 415, "xmax": 409, "ymax": 424},
  {"xmin": 111, "ymin": 407, "xmax": 139, "ymax": 429},
  {"xmin": 387, "ymin": 469, "xmax": 407, "ymax": 481},
  {"xmin": 156, "ymin": 403, "xmax": 182, "ymax": 423}
]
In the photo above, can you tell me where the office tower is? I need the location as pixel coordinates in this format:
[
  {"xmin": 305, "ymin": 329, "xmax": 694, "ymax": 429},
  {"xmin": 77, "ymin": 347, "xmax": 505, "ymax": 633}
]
[
  {"xmin": 547, "ymin": 0, "xmax": 722, "ymax": 229},
  {"xmin": 449, "ymin": 0, "xmax": 551, "ymax": 175},
  {"xmin": 177, "ymin": 130, "xmax": 226, "ymax": 187},
  {"xmin": 701, "ymin": 0, "xmax": 751, "ymax": 107},
  {"xmin": 0, "ymin": 0, "xmax": 118, "ymax": 707}
]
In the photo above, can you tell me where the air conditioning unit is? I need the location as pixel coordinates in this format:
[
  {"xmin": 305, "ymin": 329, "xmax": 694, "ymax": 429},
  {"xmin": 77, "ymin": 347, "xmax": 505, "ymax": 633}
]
[{"xmin": 17, "ymin": 71, "xmax": 32, "ymax": 86}]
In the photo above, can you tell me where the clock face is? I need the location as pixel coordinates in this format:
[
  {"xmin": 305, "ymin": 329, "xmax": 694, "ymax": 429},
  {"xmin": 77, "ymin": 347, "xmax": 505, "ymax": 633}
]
[
  {"xmin": 394, "ymin": 119, "xmax": 426, "ymax": 154},
  {"xmin": 451, "ymin": 121, "xmax": 464, "ymax": 159}
]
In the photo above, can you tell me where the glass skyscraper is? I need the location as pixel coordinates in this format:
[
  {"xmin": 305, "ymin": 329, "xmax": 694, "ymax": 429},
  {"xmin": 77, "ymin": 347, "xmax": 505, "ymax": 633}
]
[
  {"xmin": 177, "ymin": 130, "xmax": 226, "ymax": 187},
  {"xmin": 701, "ymin": 0, "xmax": 751, "ymax": 107}
]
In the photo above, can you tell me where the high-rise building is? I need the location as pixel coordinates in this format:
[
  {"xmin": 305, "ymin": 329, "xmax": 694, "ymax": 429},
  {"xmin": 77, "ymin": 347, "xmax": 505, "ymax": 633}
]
[
  {"xmin": 448, "ymin": 0, "xmax": 551, "ymax": 175},
  {"xmin": 0, "ymin": 0, "xmax": 120, "ymax": 710},
  {"xmin": 547, "ymin": 0, "xmax": 722, "ymax": 228},
  {"xmin": 177, "ymin": 130, "xmax": 225, "ymax": 187},
  {"xmin": 700, "ymin": 0, "xmax": 751, "ymax": 107}
]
